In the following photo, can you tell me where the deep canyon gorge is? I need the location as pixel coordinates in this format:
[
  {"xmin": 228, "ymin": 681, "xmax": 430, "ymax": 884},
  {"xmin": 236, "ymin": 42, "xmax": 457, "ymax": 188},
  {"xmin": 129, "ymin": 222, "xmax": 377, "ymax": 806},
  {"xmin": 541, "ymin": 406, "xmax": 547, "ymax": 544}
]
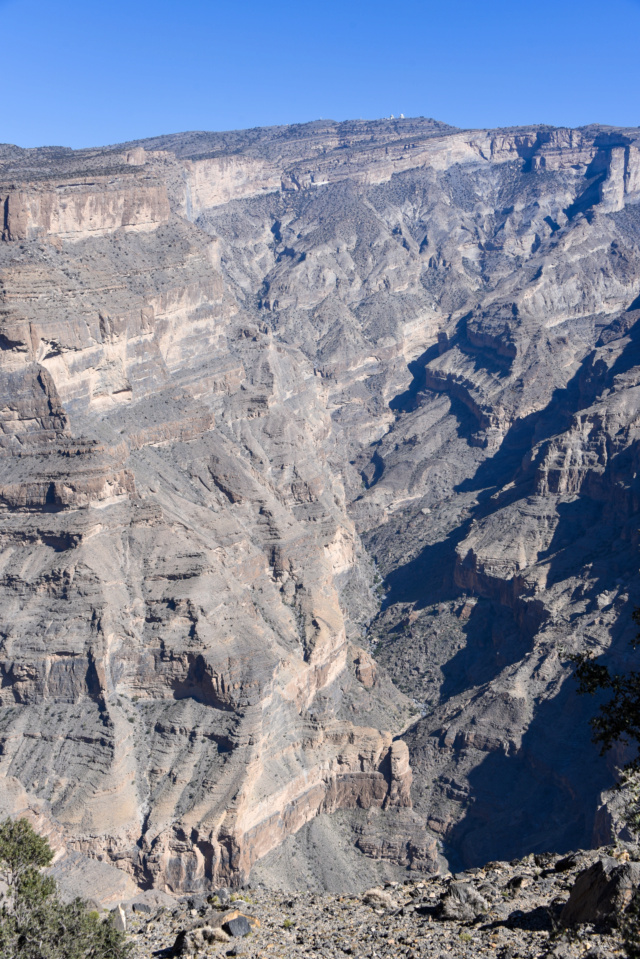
[{"xmin": 0, "ymin": 117, "xmax": 639, "ymax": 903}]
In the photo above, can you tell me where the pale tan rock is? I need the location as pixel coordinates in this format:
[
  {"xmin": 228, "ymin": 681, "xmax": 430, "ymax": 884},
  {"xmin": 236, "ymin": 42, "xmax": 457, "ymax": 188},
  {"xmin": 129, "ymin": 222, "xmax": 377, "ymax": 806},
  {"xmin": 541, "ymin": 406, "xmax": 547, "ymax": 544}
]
[
  {"xmin": 0, "ymin": 116, "xmax": 639, "ymax": 896},
  {"xmin": 1, "ymin": 175, "xmax": 170, "ymax": 241},
  {"xmin": 112, "ymin": 903, "xmax": 126, "ymax": 933}
]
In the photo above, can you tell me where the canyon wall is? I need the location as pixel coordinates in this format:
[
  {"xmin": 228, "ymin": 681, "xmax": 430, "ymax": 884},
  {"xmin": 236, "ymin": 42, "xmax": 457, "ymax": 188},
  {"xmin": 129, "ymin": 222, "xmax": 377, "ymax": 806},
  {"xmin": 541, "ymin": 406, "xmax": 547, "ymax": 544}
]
[{"xmin": 0, "ymin": 117, "xmax": 639, "ymax": 896}]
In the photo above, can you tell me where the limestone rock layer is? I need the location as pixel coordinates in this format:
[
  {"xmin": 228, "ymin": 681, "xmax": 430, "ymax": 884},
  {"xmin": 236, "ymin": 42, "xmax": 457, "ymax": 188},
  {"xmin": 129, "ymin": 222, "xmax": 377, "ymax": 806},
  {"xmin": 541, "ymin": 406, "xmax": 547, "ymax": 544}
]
[{"xmin": 0, "ymin": 117, "xmax": 639, "ymax": 894}]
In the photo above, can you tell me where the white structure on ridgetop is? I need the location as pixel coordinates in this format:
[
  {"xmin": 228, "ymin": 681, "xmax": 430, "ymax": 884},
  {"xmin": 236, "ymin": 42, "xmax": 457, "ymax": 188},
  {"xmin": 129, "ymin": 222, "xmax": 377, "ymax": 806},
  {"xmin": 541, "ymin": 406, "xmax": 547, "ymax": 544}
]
[{"xmin": 400, "ymin": 113, "xmax": 405, "ymax": 118}]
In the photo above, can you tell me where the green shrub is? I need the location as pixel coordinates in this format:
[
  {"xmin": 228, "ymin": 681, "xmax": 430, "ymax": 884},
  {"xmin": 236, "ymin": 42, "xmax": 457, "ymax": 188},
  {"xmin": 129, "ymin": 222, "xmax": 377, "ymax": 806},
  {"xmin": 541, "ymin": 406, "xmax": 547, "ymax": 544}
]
[{"xmin": 0, "ymin": 817, "xmax": 131, "ymax": 958}]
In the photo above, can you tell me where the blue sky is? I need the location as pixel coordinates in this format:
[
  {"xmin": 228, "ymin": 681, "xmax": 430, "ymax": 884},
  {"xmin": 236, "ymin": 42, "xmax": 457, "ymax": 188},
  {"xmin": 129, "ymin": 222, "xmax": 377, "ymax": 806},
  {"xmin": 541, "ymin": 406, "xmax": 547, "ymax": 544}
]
[{"xmin": 3, "ymin": 0, "xmax": 640, "ymax": 148}]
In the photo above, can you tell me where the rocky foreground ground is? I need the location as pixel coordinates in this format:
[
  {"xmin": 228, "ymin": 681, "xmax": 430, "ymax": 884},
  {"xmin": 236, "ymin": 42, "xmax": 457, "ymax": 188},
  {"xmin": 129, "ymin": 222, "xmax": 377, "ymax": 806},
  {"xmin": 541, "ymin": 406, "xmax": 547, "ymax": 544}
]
[{"xmin": 121, "ymin": 848, "xmax": 637, "ymax": 959}]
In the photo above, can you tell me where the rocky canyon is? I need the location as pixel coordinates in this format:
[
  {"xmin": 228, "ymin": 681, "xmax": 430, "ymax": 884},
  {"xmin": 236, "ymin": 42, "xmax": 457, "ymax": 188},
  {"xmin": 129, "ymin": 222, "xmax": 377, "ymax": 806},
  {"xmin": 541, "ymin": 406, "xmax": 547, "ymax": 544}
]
[{"xmin": 0, "ymin": 117, "xmax": 639, "ymax": 902}]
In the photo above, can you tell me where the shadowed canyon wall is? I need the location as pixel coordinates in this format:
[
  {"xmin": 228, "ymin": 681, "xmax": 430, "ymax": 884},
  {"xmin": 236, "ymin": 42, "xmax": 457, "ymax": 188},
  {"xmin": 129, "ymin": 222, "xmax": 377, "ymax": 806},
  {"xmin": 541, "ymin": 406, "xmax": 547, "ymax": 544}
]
[{"xmin": 0, "ymin": 117, "xmax": 639, "ymax": 896}]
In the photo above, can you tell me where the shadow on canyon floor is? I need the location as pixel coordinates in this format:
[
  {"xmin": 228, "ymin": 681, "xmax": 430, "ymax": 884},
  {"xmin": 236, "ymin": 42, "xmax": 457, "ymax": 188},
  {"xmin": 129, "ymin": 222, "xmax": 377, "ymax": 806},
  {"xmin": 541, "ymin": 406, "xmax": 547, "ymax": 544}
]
[
  {"xmin": 382, "ymin": 522, "xmax": 470, "ymax": 610},
  {"xmin": 441, "ymin": 585, "xmax": 639, "ymax": 870},
  {"xmin": 438, "ymin": 600, "xmax": 527, "ymax": 702},
  {"xmin": 442, "ymin": 678, "xmax": 613, "ymax": 870},
  {"xmin": 384, "ymin": 316, "xmax": 640, "ymax": 867},
  {"xmin": 389, "ymin": 343, "xmax": 442, "ymax": 413}
]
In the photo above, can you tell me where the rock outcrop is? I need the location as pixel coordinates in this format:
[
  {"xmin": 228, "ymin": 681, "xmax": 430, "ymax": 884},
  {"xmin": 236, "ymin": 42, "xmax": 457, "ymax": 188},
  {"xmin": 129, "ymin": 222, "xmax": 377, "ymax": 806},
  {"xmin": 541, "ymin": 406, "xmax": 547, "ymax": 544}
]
[
  {"xmin": 1, "ymin": 175, "xmax": 170, "ymax": 241},
  {"xmin": 560, "ymin": 856, "xmax": 640, "ymax": 927},
  {"xmin": 1, "ymin": 117, "xmax": 640, "ymax": 896}
]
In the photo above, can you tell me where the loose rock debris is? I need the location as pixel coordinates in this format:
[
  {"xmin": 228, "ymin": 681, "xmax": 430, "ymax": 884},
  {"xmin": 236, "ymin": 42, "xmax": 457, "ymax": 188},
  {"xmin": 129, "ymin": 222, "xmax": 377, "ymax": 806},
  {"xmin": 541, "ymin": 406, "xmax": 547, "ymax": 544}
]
[{"xmin": 124, "ymin": 849, "xmax": 636, "ymax": 958}]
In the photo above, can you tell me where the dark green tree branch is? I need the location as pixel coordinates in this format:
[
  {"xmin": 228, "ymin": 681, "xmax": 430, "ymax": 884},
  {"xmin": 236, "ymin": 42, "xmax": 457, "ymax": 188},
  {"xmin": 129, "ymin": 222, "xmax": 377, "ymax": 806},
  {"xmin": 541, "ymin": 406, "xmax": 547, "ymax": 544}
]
[
  {"xmin": 0, "ymin": 818, "xmax": 131, "ymax": 959},
  {"xmin": 571, "ymin": 608, "xmax": 640, "ymax": 773}
]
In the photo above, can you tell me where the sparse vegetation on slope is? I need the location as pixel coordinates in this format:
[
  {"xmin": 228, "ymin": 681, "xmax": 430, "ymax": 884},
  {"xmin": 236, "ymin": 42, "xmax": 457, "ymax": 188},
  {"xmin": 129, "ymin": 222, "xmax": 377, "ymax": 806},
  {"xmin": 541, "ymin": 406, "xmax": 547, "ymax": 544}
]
[{"xmin": 0, "ymin": 818, "xmax": 131, "ymax": 959}]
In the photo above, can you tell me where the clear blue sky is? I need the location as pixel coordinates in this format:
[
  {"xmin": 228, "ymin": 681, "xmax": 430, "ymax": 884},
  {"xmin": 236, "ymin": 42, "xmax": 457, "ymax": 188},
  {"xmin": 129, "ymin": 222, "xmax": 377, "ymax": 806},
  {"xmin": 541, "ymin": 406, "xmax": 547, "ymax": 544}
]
[{"xmin": 3, "ymin": 0, "xmax": 640, "ymax": 149}]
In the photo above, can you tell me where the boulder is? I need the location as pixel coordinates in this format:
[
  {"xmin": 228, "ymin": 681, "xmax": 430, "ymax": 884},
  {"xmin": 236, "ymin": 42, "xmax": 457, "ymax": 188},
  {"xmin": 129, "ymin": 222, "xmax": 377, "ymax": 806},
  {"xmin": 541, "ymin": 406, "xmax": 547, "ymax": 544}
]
[
  {"xmin": 555, "ymin": 854, "xmax": 580, "ymax": 873},
  {"xmin": 215, "ymin": 908, "xmax": 257, "ymax": 929},
  {"xmin": 111, "ymin": 904, "xmax": 126, "ymax": 933},
  {"xmin": 131, "ymin": 901, "xmax": 153, "ymax": 915},
  {"xmin": 172, "ymin": 924, "xmax": 230, "ymax": 956},
  {"xmin": 223, "ymin": 914, "xmax": 252, "ymax": 937},
  {"xmin": 560, "ymin": 856, "xmax": 640, "ymax": 926}
]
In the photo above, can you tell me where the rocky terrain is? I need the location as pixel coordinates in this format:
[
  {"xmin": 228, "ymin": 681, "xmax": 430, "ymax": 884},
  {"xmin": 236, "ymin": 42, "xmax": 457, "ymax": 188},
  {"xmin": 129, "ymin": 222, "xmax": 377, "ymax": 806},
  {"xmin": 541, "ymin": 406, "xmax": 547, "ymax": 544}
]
[
  {"xmin": 1, "ymin": 117, "xmax": 640, "ymax": 900},
  {"xmin": 120, "ymin": 846, "xmax": 637, "ymax": 958}
]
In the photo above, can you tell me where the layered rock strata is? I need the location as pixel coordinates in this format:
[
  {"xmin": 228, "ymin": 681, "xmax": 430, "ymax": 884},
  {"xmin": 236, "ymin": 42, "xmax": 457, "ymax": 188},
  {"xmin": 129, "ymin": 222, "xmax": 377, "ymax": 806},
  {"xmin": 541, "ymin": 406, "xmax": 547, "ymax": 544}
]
[{"xmin": 1, "ymin": 117, "xmax": 640, "ymax": 895}]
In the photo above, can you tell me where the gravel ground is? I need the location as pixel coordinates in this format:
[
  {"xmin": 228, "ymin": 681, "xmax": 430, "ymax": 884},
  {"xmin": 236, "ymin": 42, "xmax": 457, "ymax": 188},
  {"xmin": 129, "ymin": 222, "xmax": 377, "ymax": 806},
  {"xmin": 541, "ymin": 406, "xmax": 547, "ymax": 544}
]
[{"xmin": 125, "ymin": 848, "xmax": 630, "ymax": 959}]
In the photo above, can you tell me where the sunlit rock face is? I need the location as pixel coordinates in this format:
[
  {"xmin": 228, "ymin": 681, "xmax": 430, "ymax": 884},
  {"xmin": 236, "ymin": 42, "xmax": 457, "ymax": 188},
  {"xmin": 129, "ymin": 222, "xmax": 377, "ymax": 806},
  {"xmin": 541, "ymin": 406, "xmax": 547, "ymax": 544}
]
[{"xmin": 0, "ymin": 118, "xmax": 639, "ymax": 896}]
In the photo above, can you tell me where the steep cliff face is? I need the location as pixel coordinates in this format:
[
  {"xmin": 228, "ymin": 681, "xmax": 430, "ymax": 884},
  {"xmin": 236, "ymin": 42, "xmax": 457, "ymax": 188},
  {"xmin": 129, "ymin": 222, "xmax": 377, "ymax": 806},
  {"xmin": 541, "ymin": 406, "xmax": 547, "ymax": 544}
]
[{"xmin": 0, "ymin": 118, "xmax": 639, "ymax": 896}]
